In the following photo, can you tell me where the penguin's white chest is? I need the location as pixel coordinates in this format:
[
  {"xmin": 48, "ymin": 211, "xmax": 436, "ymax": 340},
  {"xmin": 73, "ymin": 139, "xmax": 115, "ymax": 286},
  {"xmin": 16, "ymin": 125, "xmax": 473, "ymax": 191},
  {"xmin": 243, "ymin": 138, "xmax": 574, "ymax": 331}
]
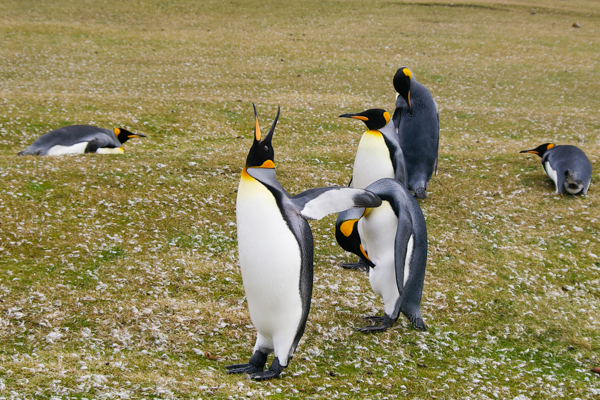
[
  {"xmin": 46, "ymin": 142, "xmax": 88, "ymax": 155},
  {"xmin": 236, "ymin": 173, "xmax": 303, "ymax": 338},
  {"xmin": 358, "ymin": 202, "xmax": 401, "ymax": 316},
  {"xmin": 544, "ymin": 161, "xmax": 558, "ymax": 192},
  {"xmin": 352, "ymin": 131, "xmax": 395, "ymax": 189}
]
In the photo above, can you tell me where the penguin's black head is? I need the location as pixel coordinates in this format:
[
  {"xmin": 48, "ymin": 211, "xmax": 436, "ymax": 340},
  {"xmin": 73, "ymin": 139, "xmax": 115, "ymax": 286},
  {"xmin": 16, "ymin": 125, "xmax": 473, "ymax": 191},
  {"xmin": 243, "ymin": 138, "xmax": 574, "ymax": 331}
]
[
  {"xmin": 393, "ymin": 67, "xmax": 413, "ymax": 108},
  {"xmin": 339, "ymin": 109, "xmax": 391, "ymax": 131},
  {"xmin": 519, "ymin": 143, "xmax": 555, "ymax": 158},
  {"xmin": 335, "ymin": 217, "xmax": 375, "ymax": 268},
  {"xmin": 245, "ymin": 104, "xmax": 280, "ymax": 169},
  {"xmin": 114, "ymin": 128, "xmax": 146, "ymax": 144}
]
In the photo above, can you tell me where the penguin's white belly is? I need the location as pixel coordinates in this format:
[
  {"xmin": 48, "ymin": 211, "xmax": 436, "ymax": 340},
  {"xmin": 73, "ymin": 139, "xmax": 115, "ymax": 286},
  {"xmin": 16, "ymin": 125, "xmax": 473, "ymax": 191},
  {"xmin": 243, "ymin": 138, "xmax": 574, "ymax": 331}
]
[
  {"xmin": 544, "ymin": 161, "xmax": 558, "ymax": 192},
  {"xmin": 359, "ymin": 202, "xmax": 400, "ymax": 316},
  {"xmin": 236, "ymin": 175, "xmax": 303, "ymax": 342},
  {"xmin": 351, "ymin": 131, "xmax": 394, "ymax": 189},
  {"xmin": 96, "ymin": 147, "xmax": 124, "ymax": 154},
  {"xmin": 46, "ymin": 142, "xmax": 88, "ymax": 155}
]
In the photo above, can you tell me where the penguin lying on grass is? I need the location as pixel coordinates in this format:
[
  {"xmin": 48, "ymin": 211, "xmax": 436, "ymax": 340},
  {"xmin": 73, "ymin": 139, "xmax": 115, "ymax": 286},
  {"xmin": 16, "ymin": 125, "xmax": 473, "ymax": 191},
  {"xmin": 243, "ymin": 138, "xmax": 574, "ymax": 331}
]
[
  {"xmin": 227, "ymin": 104, "xmax": 382, "ymax": 381},
  {"xmin": 520, "ymin": 143, "xmax": 592, "ymax": 195},
  {"xmin": 18, "ymin": 125, "xmax": 145, "ymax": 156},
  {"xmin": 336, "ymin": 108, "xmax": 406, "ymax": 271},
  {"xmin": 339, "ymin": 178, "xmax": 428, "ymax": 333},
  {"xmin": 393, "ymin": 67, "xmax": 440, "ymax": 199}
]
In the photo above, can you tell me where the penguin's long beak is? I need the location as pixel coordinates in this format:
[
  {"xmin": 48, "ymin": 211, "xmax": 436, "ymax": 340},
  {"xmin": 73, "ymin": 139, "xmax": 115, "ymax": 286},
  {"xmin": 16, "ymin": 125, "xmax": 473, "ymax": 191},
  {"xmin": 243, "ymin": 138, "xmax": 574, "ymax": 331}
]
[
  {"xmin": 339, "ymin": 113, "xmax": 368, "ymax": 121},
  {"xmin": 128, "ymin": 134, "xmax": 146, "ymax": 138},
  {"xmin": 263, "ymin": 106, "xmax": 280, "ymax": 144},
  {"xmin": 520, "ymin": 149, "xmax": 538, "ymax": 154},
  {"xmin": 252, "ymin": 103, "xmax": 261, "ymax": 141}
]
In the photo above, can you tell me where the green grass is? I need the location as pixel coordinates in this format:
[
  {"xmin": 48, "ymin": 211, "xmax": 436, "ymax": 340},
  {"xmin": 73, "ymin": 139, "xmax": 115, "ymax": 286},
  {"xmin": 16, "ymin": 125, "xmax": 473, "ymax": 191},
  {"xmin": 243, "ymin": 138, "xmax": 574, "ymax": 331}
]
[{"xmin": 1, "ymin": 0, "xmax": 600, "ymax": 398}]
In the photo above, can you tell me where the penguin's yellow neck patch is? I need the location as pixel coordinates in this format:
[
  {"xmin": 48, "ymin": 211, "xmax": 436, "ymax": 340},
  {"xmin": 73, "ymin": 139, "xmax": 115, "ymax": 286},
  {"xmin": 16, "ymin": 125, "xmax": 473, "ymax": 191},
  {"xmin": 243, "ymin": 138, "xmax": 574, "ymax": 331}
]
[
  {"xmin": 259, "ymin": 160, "xmax": 275, "ymax": 168},
  {"xmin": 340, "ymin": 219, "xmax": 358, "ymax": 237},
  {"xmin": 359, "ymin": 244, "xmax": 370, "ymax": 261},
  {"xmin": 365, "ymin": 130, "xmax": 382, "ymax": 137},
  {"xmin": 241, "ymin": 167, "xmax": 253, "ymax": 180}
]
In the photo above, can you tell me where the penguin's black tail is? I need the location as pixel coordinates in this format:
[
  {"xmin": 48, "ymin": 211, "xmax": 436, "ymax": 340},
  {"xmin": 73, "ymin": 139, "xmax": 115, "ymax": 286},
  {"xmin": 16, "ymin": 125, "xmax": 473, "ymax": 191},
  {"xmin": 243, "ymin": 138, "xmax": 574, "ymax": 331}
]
[
  {"xmin": 414, "ymin": 187, "xmax": 427, "ymax": 199},
  {"xmin": 564, "ymin": 170, "xmax": 584, "ymax": 194}
]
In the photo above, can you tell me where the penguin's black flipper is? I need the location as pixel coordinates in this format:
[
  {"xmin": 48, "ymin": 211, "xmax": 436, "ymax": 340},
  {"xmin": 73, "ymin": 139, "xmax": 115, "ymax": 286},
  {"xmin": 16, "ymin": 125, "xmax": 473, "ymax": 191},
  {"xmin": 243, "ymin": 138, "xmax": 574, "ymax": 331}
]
[{"xmin": 292, "ymin": 187, "xmax": 381, "ymax": 221}]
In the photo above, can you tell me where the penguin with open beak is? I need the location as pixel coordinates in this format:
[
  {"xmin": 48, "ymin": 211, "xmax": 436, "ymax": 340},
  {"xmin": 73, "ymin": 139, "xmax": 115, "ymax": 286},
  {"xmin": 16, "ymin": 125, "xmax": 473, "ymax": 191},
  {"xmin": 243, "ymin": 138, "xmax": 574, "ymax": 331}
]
[{"xmin": 228, "ymin": 104, "xmax": 382, "ymax": 380}]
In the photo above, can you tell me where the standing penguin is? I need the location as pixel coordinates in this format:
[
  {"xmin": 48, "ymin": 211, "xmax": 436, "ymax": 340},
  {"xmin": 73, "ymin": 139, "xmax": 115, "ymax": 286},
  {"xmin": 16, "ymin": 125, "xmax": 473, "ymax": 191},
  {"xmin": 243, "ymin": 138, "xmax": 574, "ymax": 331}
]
[
  {"xmin": 520, "ymin": 143, "xmax": 592, "ymax": 195},
  {"xmin": 339, "ymin": 108, "xmax": 406, "ymax": 188},
  {"xmin": 227, "ymin": 104, "xmax": 381, "ymax": 380},
  {"xmin": 18, "ymin": 125, "xmax": 145, "ymax": 156},
  {"xmin": 353, "ymin": 178, "xmax": 428, "ymax": 332},
  {"xmin": 336, "ymin": 108, "xmax": 406, "ymax": 270},
  {"xmin": 392, "ymin": 67, "xmax": 440, "ymax": 199}
]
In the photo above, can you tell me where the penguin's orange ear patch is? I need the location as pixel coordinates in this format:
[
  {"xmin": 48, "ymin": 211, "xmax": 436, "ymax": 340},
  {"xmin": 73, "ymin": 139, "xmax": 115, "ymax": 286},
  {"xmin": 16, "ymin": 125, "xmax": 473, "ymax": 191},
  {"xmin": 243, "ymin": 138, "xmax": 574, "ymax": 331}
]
[
  {"xmin": 403, "ymin": 68, "xmax": 412, "ymax": 79},
  {"xmin": 114, "ymin": 128, "xmax": 121, "ymax": 135},
  {"xmin": 547, "ymin": 143, "xmax": 555, "ymax": 150},
  {"xmin": 383, "ymin": 111, "xmax": 391, "ymax": 124},
  {"xmin": 340, "ymin": 219, "xmax": 358, "ymax": 237}
]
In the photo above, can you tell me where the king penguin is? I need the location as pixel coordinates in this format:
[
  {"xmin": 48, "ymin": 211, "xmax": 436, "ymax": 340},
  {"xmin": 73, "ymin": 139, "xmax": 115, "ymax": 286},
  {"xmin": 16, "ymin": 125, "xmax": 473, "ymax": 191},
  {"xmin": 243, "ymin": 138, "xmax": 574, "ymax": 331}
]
[
  {"xmin": 227, "ymin": 104, "xmax": 381, "ymax": 380},
  {"xmin": 520, "ymin": 143, "xmax": 592, "ymax": 195},
  {"xmin": 392, "ymin": 67, "xmax": 440, "ymax": 199},
  {"xmin": 349, "ymin": 178, "xmax": 428, "ymax": 332},
  {"xmin": 18, "ymin": 125, "xmax": 145, "ymax": 156},
  {"xmin": 336, "ymin": 108, "xmax": 406, "ymax": 270}
]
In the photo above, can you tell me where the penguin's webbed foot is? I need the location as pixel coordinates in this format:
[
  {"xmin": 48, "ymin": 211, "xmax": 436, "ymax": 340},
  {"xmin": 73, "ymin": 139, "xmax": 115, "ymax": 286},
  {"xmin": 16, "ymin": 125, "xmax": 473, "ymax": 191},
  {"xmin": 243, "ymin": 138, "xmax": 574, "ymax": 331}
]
[
  {"xmin": 363, "ymin": 315, "xmax": 386, "ymax": 323},
  {"xmin": 357, "ymin": 315, "xmax": 395, "ymax": 333},
  {"xmin": 226, "ymin": 363, "xmax": 263, "ymax": 374},
  {"xmin": 357, "ymin": 324, "xmax": 390, "ymax": 333},
  {"xmin": 406, "ymin": 314, "xmax": 428, "ymax": 331},
  {"xmin": 226, "ymin": 350, "xmax": 268, "ymax": 375},
  {"xmin": 250, "ymin": 358, "xmax": 284, "ymax": 381},
  {"xmin": 341, "ymin": 261, "xmax": 369, "ymax": 272}
]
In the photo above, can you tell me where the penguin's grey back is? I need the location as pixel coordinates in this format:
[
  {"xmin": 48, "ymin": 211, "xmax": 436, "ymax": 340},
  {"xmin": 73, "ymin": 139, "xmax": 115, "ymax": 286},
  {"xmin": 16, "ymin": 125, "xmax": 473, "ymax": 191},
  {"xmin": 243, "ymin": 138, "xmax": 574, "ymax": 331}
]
[
  {"xmin": 544, "ymin": 145, "xmax": 592, "ymax": 194},
  {"xmin": 393, "ymin": 80, "xmax": 439, "ymax": 197},
  {"xmin": 18, "ymin": 125, "xmax": 120, "ymax": 155}
]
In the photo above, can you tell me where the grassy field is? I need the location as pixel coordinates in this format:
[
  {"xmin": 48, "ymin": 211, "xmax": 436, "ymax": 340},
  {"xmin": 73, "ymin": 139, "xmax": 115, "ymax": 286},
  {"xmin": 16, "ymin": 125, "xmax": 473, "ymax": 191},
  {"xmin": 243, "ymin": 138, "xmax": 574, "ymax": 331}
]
[{"xmin": 1, "ymin": 0, "xmax": 599, "ymax": 398}]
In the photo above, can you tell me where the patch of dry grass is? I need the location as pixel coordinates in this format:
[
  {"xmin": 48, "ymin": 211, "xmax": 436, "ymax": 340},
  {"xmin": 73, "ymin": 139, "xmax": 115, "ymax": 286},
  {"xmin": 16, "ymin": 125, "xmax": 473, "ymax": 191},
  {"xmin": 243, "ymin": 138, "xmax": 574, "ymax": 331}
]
[{"xmin": 1, "ymin": 0, "xmax": 599, "ymax": 398}]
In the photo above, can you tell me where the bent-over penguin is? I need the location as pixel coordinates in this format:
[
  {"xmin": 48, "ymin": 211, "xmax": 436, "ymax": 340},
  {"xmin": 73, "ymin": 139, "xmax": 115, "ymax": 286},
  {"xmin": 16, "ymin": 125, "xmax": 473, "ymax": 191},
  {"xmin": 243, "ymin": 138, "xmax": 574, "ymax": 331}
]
[
  {"xmin": 392, "ymin": 67, "xmax": 440, "ymax": 199},
  {"xmin": 354, "ymin": 178, "xmax": 428, "ymax": 332},
  {"xmin": 520, "ymin": 143, "xmax": 592, "ymax": 195},
  {"xmin": 18, "ymin": 125, "xmax": 145, "ymax": 156},
  {"xmin": 227, "ymin": 104, "xmax": 382, "ymax": 380},
  {"xmin": 336, "ymin": 108, "xmax": 406, "ymax": 270}
]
